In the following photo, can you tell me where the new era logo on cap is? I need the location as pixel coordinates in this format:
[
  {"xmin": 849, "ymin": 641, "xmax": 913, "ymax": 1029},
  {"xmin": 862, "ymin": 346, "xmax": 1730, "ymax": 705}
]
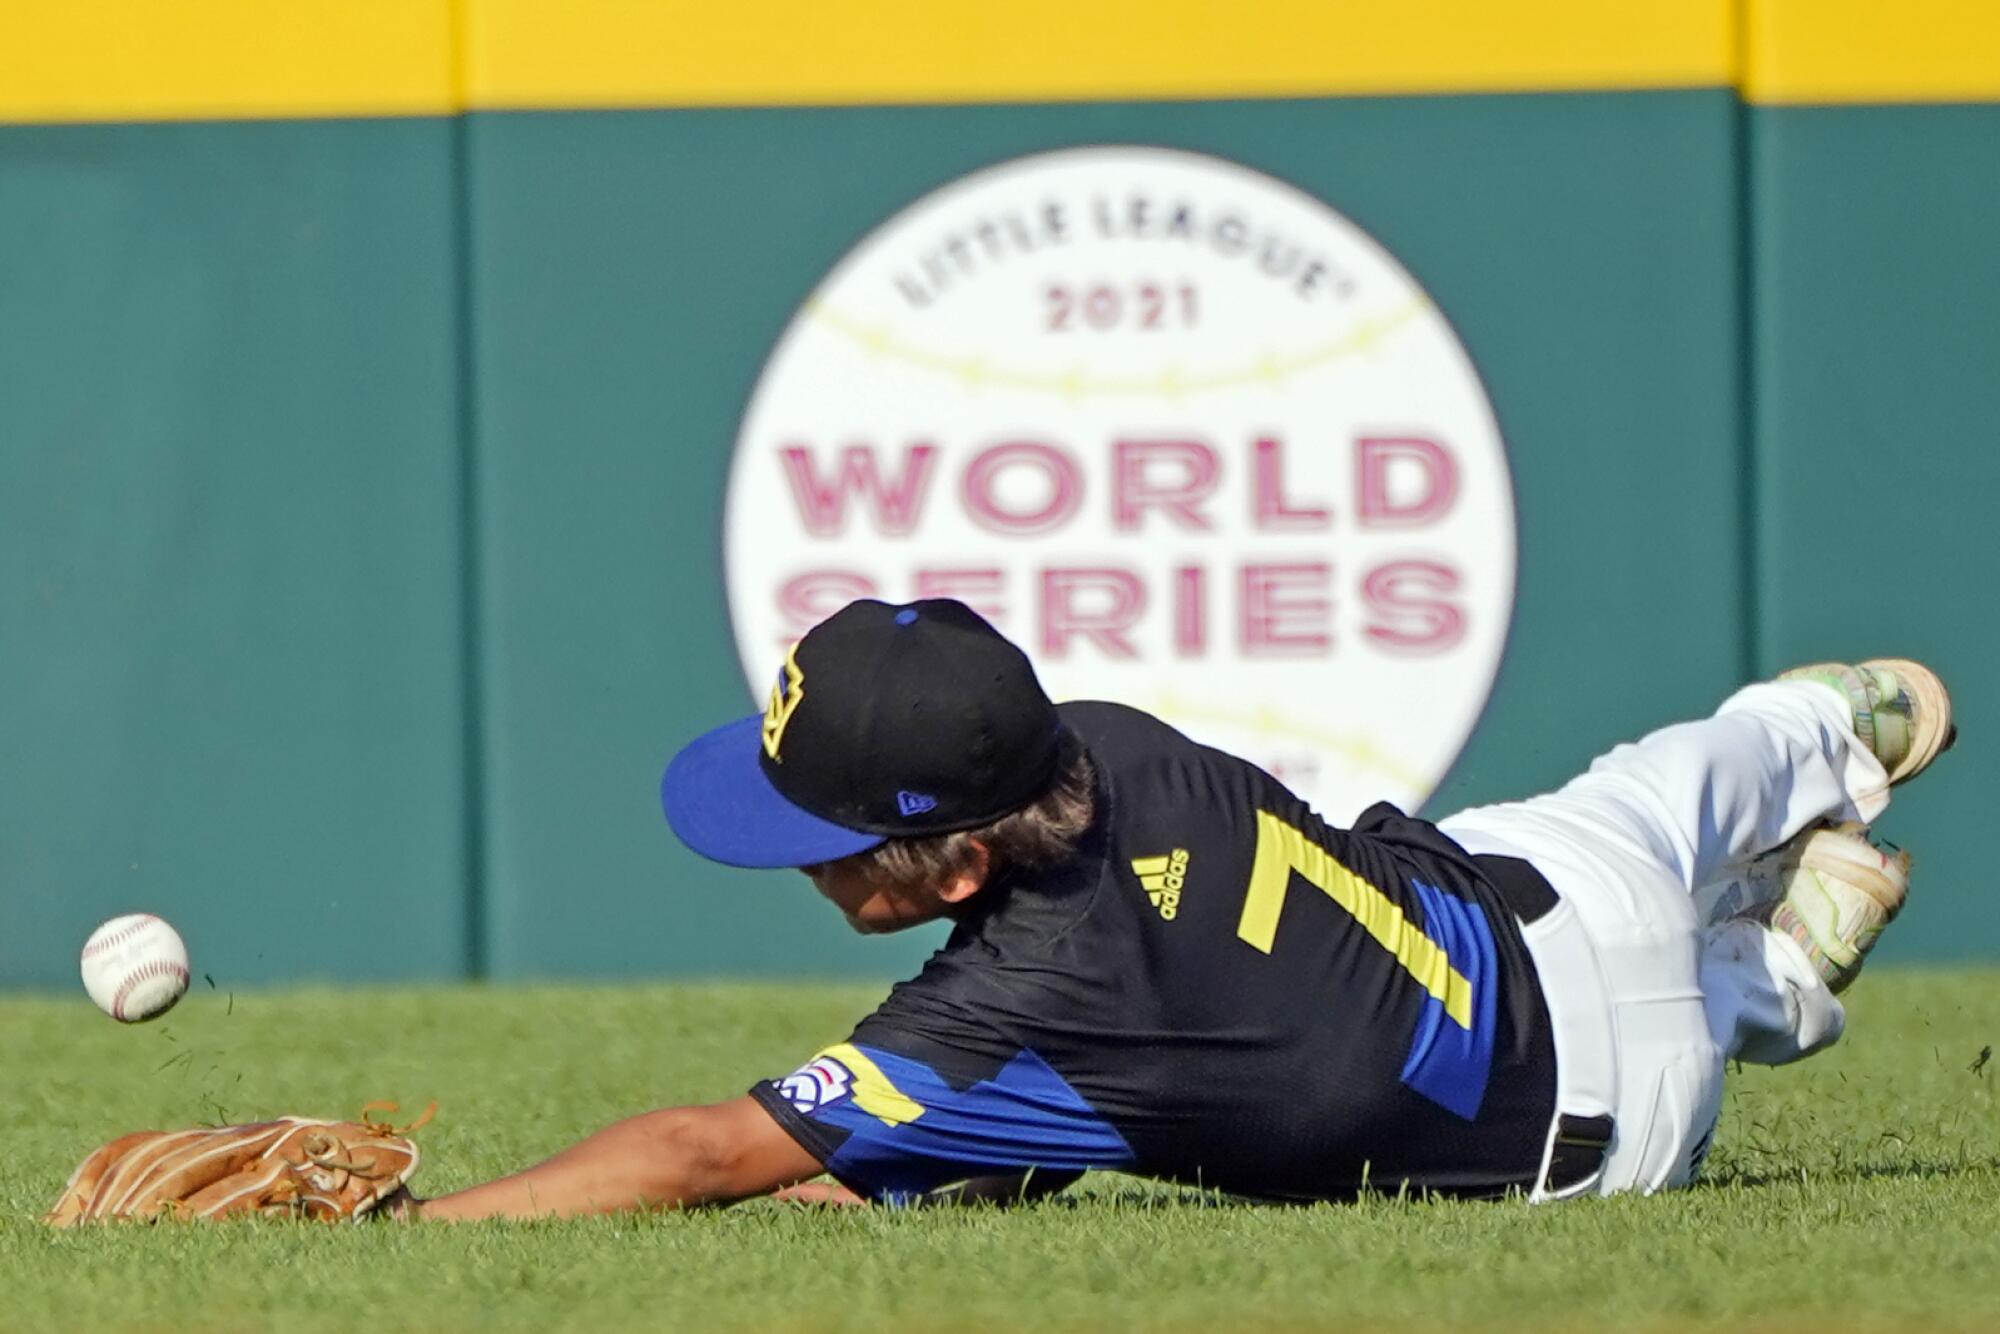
[{"xmin": 896, "ymin": 790, "xmax": 938, "ymax": 817}]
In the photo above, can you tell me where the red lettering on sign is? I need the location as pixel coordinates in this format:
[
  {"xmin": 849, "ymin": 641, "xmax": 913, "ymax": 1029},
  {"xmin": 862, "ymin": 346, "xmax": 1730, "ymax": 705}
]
[
  {"xmin": 1253, "ymin": 436, "xmax": 1331, "ymax": 531},
  {"xmin": 1173, "ymin": 564, "xmax": 1208, "ymax": 657},
  {"xmin": 963, "ymin": 442, "xmax": 1082, "ymax": 535},
  {"xmin": 779, "ymin": 444, "xmax": 937, "ymax": 537},
  {"xmin": 1041, "ymin": 568, "xmax": 1144, "ymax": 659},
  {"xmin": 1240, "ymin": 563, "xmax": 1332, "ymax": 656},
  {"xmin": 1362, "ymin": 560, "xmax": 1466, "ymax": 652},
  {"xmin": 1113, "ymin": 439, "xmax": 1219, "ymax": 531},
  {"xmin": 1357, "ymin": 436, "xmax": 1458, "ymax": 528}
]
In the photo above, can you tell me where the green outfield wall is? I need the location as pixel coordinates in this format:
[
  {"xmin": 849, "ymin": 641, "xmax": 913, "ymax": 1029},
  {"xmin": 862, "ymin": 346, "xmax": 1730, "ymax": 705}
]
[{"xmin": 2, "ymin": 2, "xmax": 1996, "ymax": 988}]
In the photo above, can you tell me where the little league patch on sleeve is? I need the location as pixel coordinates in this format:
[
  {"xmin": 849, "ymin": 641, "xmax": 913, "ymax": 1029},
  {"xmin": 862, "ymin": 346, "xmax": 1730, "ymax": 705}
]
[{"xmin": 778, "ymin": 1055, "xmax": 855, "ymax": 1115}]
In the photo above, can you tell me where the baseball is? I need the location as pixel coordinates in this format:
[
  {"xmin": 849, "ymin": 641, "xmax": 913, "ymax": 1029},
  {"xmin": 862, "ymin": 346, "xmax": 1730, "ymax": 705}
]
[{"xmin": 80, "ymin": 913, "xmax": 191, "ymax": 1022}]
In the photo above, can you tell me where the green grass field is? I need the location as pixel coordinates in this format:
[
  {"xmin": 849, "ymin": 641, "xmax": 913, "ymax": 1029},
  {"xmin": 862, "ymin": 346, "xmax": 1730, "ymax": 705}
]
[{"xmin": 6, "ymin": 972, "xmax": 2000, "ymax": 1332}]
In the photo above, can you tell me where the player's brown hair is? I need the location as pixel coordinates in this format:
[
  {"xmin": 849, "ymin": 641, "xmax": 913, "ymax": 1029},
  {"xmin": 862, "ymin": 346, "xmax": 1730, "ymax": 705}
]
[{"xmin": 808, "ymin": 730, "xmax": 1097, "ymax": 893}]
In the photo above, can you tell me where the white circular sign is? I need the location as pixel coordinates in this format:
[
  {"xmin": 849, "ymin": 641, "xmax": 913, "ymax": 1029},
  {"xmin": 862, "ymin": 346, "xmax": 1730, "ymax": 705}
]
[{"xmin": 727, "ymin": 146, "xmax": 1515, "ymax": 822}]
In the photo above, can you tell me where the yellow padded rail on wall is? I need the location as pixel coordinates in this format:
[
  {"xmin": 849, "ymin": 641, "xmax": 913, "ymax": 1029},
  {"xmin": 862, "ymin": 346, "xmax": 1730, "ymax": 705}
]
[
  {"xmin": 2, "ymin": 0, "xmax": 1729, "ymax": 123},
  {"xmin": 462, "ymin": 0, "xmax": 1733, "ymax": 107},
  {"xmin": 1744, "ymin": 0, "xmax": 2000, "ymax": 104},
  {"xmin": 4, "ymin": 0, "xmax": 1996, "ymax": 124},
  {"xmin": 1, "ymin": 1, "xmax": 459, "ymax": 122}
]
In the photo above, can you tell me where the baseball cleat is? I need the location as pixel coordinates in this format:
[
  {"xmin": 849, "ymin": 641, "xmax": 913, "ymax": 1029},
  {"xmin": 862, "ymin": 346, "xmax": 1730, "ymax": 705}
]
[
  {"xmin": 1778, "ymin": 658, "xmax": 1954, "ymax": 786},
  {"xmin": 1726, "ymin": 821, "xmax": 1911, "ymax": 994}
]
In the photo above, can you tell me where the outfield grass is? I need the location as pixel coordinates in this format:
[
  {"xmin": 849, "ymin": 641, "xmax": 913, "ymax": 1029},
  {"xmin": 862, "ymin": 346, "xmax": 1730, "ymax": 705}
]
[{"xmin": 5, "ymin": 972, "xmax": 2000, "ymax": 1332}]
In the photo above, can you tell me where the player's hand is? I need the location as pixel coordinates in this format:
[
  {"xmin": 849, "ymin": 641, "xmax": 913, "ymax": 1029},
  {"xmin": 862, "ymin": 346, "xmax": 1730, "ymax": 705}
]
[
  {"xmin": 774, "ymin": 1180, "xmax": 866, "ymax": 1206},
  {"xmin": 375, "ymin": 1185, "xmax": 424, "ymax": 1220}
]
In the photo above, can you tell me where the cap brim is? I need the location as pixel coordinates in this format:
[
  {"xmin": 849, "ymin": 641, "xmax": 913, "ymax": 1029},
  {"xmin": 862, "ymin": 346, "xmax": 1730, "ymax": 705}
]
[{"xmin": 661, "ymin": 715, "xmax": 886, "ymax": 869}]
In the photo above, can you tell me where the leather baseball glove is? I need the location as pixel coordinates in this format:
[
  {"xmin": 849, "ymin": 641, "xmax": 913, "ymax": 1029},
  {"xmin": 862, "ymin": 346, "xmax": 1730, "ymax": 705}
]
[{"xmin": 44, "ymin": 1101, "xmax": 433, "ymax": 1226}]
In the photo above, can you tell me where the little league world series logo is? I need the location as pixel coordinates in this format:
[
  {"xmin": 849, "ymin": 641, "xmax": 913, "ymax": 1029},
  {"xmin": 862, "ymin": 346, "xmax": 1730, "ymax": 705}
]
[{"xmin": 725, "ymin": 147, "xmax": 1516, "ymax": 821}]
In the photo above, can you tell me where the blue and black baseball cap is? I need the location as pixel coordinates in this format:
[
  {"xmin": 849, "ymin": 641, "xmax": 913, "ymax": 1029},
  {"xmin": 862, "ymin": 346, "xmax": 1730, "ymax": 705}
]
[{"xmin": 660, "ymin": 599, "xmax": 1063, "ymax": 869}]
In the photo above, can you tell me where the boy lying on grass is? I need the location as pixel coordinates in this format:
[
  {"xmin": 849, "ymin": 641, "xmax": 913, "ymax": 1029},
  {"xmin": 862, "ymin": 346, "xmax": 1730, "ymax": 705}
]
[{"xmin": 49, "ymin": 599, "xmax": 1953, "ymax": 1221}]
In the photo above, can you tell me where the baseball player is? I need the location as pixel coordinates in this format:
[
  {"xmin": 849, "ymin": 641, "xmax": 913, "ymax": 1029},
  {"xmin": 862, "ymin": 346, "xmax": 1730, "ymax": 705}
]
[{"xmin": 405, "ymin": 598, "xmax": 1952, "ymax": 1218}]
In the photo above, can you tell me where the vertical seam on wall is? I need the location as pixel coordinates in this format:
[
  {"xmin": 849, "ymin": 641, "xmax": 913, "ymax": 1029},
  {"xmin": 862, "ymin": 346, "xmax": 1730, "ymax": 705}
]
[
  {"xmin": 1733, "ymin": 0, "xmax": 1764, "ymax": 682},
  {"xmin": 449, "ymin": 0, "xmax": 489, "ymax": 980}
]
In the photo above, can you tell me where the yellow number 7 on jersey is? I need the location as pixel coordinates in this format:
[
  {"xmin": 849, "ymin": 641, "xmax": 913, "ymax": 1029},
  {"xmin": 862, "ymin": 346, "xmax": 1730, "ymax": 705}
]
[{"xmin": 1236, "ymin": 811, "xmax": 1474, "ymax": 1029}]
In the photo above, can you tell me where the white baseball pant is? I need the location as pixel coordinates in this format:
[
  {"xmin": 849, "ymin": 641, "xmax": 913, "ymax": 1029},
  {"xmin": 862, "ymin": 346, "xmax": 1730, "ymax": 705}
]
[{"xmin": 1438, "ymin": 679, "xmax": 1888, "ymax": 1197}]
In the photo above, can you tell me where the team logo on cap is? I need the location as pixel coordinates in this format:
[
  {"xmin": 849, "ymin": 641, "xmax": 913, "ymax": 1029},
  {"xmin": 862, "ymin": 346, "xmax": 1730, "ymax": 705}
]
[{"xmin": 761, "ymin": 645, "xmax": 806, "ymax": 761}]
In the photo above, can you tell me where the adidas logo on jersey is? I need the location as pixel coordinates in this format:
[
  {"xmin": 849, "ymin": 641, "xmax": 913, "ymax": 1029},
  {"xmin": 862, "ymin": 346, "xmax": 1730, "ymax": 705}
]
[{"xmin": 1131, "ymin": 849, "xmax": 1190, "ymax": 920}]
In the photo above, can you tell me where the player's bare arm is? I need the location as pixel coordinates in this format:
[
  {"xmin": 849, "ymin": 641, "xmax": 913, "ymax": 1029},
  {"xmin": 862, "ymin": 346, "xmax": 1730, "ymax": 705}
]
[
  {"xmin": 413, "ymin": 1097, "xmax": 820, "ymax": 1221},
  {"xmin": 413, "ymin": 844, "xmax": 1013, "ymax": 1220},
  {"xmin": 409, "ymin": 1079, "xmax": 1072, "ymax": 1218}
]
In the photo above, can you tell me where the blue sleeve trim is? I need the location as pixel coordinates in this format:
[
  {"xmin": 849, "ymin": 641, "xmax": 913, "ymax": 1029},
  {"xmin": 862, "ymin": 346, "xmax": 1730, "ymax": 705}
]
[
  {"xmin": 765, "ymin": 1042, "xmax": 1135, "ymax": 1204},
  {"xmin": 1399, "ymin": 879, "xmax": 1499, "ymax": 1120}
]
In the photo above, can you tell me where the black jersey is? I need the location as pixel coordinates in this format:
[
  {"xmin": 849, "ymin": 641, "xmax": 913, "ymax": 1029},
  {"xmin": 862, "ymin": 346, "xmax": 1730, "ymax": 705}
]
[{"xmin": 752, "ymin": 701, "xmax": 1559, "ymax": 1202}]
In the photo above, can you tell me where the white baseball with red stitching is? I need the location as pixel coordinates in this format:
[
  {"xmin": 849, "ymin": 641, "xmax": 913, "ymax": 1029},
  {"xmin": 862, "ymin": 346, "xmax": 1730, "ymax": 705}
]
[{"xmin": 80, "ymin": 913, "xmax": 190, "ymax": 1023}]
